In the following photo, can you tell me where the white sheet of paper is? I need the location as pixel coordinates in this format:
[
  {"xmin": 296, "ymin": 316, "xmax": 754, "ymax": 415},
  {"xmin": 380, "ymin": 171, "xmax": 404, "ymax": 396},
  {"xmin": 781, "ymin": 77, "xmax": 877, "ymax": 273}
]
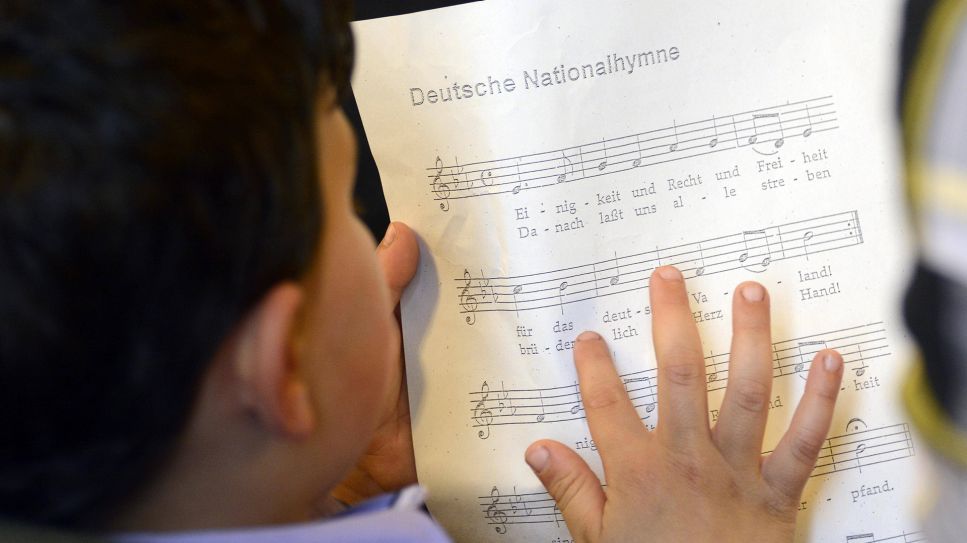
[{"xmin": 352, "ymin": 1, "xmax": 924, "ymax": 541}]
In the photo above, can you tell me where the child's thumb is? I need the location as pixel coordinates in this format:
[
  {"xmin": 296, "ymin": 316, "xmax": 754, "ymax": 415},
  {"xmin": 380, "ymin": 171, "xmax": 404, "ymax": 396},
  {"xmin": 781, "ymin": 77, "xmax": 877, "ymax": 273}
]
[
  {"xmin": 525, "ymin": 439, "xmax": 605, "ymax": 541},
  {"xmin": 376, "ymin": 221, "xmax": 419, "ymax": 307}
]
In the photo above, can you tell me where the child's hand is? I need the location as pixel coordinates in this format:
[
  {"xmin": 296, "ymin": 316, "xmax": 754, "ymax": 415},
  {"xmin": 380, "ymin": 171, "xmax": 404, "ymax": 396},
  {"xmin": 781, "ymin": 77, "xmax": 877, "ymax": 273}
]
[
  {"xmin": 332, "ymin": 221, "xmax": 420, "ymax": 505},
  {"xmin": 525, "ymin": 266, "xmax": 844, "ymax": 542}
]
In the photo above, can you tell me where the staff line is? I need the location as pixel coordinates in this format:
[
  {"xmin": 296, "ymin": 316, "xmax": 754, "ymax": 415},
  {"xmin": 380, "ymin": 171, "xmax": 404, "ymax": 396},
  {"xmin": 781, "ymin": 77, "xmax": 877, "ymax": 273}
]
[
  {"xmin": 457, "ymin": 227, "xmax": 851, "ymax": 299},
  {"xmin": 426, "ymin": 110, "xmax": 836, "ymax": 186},
  {"xmin": 460, "ymin": 235, "xmax": 857, "ymax": 314},
  {"xmin": 454, "ymin": 211, "xmax": 856, "ymax": 285},
  {"xmin": 432, "ymin": 95, "xmax": 834, "ymax": 173}
]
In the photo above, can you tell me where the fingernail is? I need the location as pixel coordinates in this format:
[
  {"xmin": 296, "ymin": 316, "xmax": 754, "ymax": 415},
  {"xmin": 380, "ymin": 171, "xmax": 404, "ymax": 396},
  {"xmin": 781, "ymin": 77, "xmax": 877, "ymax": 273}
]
[
  {"xmin": 381, "ymin": 223, "xmax": 398, "ymax": 248},
  {"xmin": 823, "ymin": 352, "xmax": 842, "ymax": 372},
  {"xmin": 575, "ymin": 330, "xmax": 601, "ymax": 342},
  {"xmin": 741, "ymin": 282, "xmax": 765, "ymax": 302},
  {"xmin": 525, "ymin": 445, "xmax": 550, "ymax": 472},
  {"xmin": 658, "ymin": 266, "xmax": 682, "ymax": 281}
]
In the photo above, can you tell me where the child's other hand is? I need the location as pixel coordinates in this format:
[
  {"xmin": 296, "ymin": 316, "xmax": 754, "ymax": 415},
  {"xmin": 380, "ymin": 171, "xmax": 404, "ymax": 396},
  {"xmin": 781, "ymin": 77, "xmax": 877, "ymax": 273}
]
[
  {"xmin": 525, "ymin": 266, "xmax": 844, "ymax": 542},
  {"xmin": 332, "ymin": 221, "xmax": 420, "ymax": 505}
]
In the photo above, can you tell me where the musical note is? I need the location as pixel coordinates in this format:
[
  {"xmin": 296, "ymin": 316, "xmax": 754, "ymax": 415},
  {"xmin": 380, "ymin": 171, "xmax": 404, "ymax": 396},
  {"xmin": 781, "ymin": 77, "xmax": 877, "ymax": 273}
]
[
  {"xmin": 557, "ymin": 281, "xmax": 568, "ymax": 315},
  {"xmin": 794, "ymin": 340, "xmax": 828, "ymax": 375},
  {"xmin": 609, "ymin": 252, "xmax": 621, "ymax": 286},
  {"xmin": 695, "ymin": 242, "xmax": 707, "ymax": 276},
  {"xmin": 511, "ymin": 158, "xmax": 523, "ymax": 194},
  {"xmin": 644, "ymin": 384, "xmax": 657, "ymax": 413},
  {"xmin": 774, "ymin": 114, "xmax": 786, "ymax": 148},
  {"xmin": 480, "ymin": 420, "xmax": 915, "ymax": 530},
  {"xmin": 568, "ymin": 382, "xmax": 582, "ymax": 415},
  {"xmin": 633, "ymin": 134, "xmax": 643, "ymax": 167},
  {"xmin": 706, "ymin": 352, "xmax": 724, "ymax": 384},
  {"xmin": 854, "ymin": 344, "xmax": 869, "ymax": 376},
  {"xmin": 802, "ymin": 230, "xmax": 815, "ymax": 261},
  {"xmin": 469, "ymin": 323, "xmax": 889, "ymax": 435},
  {"xmin": 424, "ymin": 96, "xmax": 839, "ymax": 210},
  {"xmin": 804, "ymin": 420, "xmax": 917, "ymax": 478},
  {"xmin": 556, "ymin": 151, "xmax": 572, "ymax": 183},
  {"xmin": 752, "ymin": 112, "xmax": 783, "ymax": 148},
  {"xmin": 803, "ymin": 103, "xmax": 814, "ymax": 137},
  {"xmin": 623, "ymin": 374, "xmax": 657, "ymax": 414},
  {"xmin": 457, "ymin": 212, "xmax": 863, "ymax": 320},
  {"xmin": 597, "ymin": 138, "xmax": 609, "ymax": 171},
  {"xmin": 708, "ymin": 114, "xmax": 719, "ymax": 148},
  {"xmin": 855, "ymin": 442, "xmax": 867, "ymax": 473},
  {"xmin": 738, "ymin": 230, "xmax": 773, "ymax": 272},
  {"xmin": 747, "ymin": 115, "xmax": 760, "ymax": 145}
]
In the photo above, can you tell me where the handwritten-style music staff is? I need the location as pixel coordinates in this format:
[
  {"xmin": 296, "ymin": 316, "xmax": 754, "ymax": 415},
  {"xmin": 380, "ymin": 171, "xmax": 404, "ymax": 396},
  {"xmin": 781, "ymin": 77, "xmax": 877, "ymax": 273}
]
[
  {"xmin": 471, "ymin": 322, "xmax": 888, "ymax": 439},
  {"xmin": 429, "ymin": 95, "xmax": 837, "ymax": 211},
  {"xmin": 458, "ymin": 211, "xmax": 863, "ymax": 325},
  {"xmin": 479, "ymin": 422, "xmax": 914, "ymax": 535}
]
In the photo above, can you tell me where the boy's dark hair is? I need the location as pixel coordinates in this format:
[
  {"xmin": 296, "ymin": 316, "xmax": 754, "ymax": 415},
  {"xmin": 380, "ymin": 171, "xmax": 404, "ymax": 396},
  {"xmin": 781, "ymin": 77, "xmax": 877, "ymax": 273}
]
[{"xmin": 0, "ymin": 0, "xmax": 353, "ymax": 528}]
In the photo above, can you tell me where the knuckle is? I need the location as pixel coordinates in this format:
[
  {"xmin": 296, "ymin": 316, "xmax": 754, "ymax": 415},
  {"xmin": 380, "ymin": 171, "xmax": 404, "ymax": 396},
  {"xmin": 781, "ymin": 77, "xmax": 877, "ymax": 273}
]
[
  {"xmin": 582, "ymin": 383, "xmax": 626, "ymax": 410},
  {"xmin": 763, "ymin": 488, "xmax": 801, "ymax": 523},
  {"xmin": 664, "ymin": 451, "xmax": 708, "ymax": 491},
  {"xmin": 729, "ymin": 377, "xmax": 771, "ymax": 414},
  {"xmin": 724, "ymin": 477, "xmax": 743, "ymax": 501},
  {"xmin": 547, "ymin": 469, "xmax": 592, "ymax": 514},
  {"xmin": 662, "ymin": 357, "xmax": 704, "ymax": 387},
  {"xmin": 623, "ymin": 460, "xmax": 660, "ymax": 491},
  {"xmin": 789, "ymin": 426, "xmax": 825, "ymax": 468}
]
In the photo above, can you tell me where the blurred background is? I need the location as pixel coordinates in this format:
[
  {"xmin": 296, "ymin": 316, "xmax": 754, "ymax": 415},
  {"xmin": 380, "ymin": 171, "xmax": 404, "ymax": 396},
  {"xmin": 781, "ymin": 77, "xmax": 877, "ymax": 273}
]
[{"xmin": 345, "ymin": 1, "xmax": 471, "ymax": 239}]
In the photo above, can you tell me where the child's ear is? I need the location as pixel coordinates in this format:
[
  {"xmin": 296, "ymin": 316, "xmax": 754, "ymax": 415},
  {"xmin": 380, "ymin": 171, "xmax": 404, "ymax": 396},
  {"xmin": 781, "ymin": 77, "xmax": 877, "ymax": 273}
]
[{"xmin": 231, "ymin": 282, "xmax": 315, "ymax": 439}]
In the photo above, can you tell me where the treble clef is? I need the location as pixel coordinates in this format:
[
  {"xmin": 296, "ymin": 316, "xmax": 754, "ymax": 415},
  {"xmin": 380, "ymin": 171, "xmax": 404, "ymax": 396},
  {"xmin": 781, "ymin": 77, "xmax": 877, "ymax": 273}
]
[
  {"xmin": 460, "ymin": 268, "xmax": 479, "ymax": 325},
  {"xmin": 473, "ymin": 381, "xmax": 494, "ymax": 439},
  {"xmin": 485, "ymin": 486, "xmax": 508, "ymax": 534},
  {"xmin": 432, "ymin": 155, "xmax": 451, "ymax": 212}
]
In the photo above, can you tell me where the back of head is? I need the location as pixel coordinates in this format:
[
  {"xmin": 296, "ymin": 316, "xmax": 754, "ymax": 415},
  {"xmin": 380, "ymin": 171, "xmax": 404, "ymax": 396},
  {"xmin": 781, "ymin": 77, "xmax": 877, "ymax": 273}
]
[{"xmin": 0, "ymin": 0, "xmax": 352, "ymax": 529}]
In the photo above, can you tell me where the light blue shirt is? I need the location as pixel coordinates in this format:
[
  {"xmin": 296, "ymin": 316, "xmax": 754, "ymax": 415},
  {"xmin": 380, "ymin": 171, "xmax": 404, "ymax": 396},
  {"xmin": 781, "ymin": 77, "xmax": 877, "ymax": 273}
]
[{"xmin": 112, "ymin": 487, "xmax": 451, "ymax": 543}]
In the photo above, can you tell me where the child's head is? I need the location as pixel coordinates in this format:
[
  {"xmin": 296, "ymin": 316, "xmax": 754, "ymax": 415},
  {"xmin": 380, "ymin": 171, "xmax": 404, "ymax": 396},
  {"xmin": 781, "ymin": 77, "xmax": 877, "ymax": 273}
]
[{"xmin": 0, "ymin": 0, "xmax": 400, "ymax": 531}]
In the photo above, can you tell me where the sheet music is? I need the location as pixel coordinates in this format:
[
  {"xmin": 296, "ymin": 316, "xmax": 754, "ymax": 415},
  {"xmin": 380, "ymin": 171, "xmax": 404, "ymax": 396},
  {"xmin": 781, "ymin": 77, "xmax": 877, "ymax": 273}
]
[{"xmin": 351, "ymin": 1, "xmax": 923, "ymax": 541}]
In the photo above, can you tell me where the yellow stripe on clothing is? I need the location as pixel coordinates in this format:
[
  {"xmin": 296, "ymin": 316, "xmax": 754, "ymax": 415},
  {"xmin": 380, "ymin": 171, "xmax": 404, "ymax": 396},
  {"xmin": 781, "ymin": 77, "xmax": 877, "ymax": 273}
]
[
  {"xmin": 916, "ymin": 166, "xmax": 967, "ymax": 216},
  {"xmin": 903, "ymin": 0, "xmax": 967, "ymax": 220},
  {"xmin": 904, "ymin": 358, "xmax": 967, "ymax": 468}
]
